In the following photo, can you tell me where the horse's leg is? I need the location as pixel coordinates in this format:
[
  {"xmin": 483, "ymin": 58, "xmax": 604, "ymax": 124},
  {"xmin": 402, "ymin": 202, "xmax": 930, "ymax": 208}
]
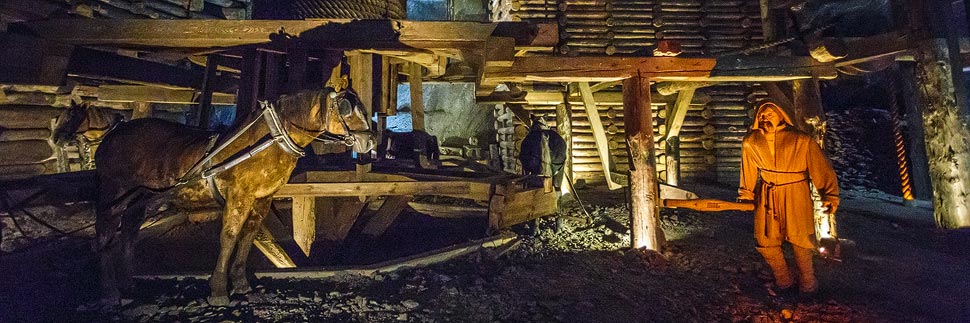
[
  {"xmin": 94, "ymin": 182, "xmax": 135, "ymax": 305},
  {"xmin": 229, "ymin": 197, "xmax": 272, "ymax": 295},
  {"xmin": 208, "ymin": 195, "xmax": 253, "ymax": 306},
  {"xmin": 118, "ymin": 194, "xmax": 151, "ymax": 294}
]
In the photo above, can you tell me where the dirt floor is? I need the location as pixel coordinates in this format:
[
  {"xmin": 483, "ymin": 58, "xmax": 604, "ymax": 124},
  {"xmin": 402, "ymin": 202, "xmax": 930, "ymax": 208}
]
[{"xmin": 2, "ymin": 183, "xmax": 970, "ymax": 323}]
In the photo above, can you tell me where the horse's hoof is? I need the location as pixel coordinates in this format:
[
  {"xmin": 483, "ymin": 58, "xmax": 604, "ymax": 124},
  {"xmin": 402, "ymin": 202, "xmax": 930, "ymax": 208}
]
[
  {"xmin": 207, "ymin": 296, "xmax": 230, "ymax": 307},
  {"xmin": 231, "ymin": 285, "xmax": 253, "ymax": 295},
  {"xmin": 99, "ymin": 295, "xmax": 121, "ymax": 307}
]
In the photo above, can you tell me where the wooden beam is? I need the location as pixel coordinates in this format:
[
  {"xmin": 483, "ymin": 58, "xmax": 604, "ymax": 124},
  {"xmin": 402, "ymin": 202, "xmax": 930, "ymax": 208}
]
[
  {"xmin": 66, "ymin": 47, "xmax": 237, "ymax": 93},
  {"xmin": 97, "ymin": 85, "xmax": 235, "ymax": 104},
  {"xmin": 663, "ymin": 88, "xmax": 695, "ymax": 139},
  {"xmin": 253, "ymin": 225, "xmax": 297, "ymax": 268},
  {"xmin": 197, "ymin": 54, "xmax": 219, "ymax": 128},
  {"xmin": 409, "ymin": 63, "xmax": 426, "ymax": 131},
  {"xmin": 131, "ymin": 102, "xmax": 152, "ymax": 119},
  {"xmin": 577, "ymin": 82, "xmax": 622, "ymax": 190},
  {"xmin": 17, "ymin": 19, "xmax": 556, "ymax": 49},
  {"xmin": 623, "ymin": 75, "xmax": 664, "ymax": 250},
  {"xmin": 316, "ymin": 197, "xmax": 366, "ymax": 242},
  {"xmin": 484, "ymin": 56, "xmax": 836, "ymax": 83},
  {"xmin": 275, "ymin": 181, "xmax": 474, "ymax": 197},
  {"xmin": 835, "ymin": 32, "xmax": 915, "ymax": 67},
  {"xmin": 291, "ymin": 196, "xmax": 315, "ymax": 257},
  {"xmin": 360, "ymin": 195, "xmax": 412, "ymax": 237},
  {"xmin": 556, "ymin": 101, "xmax": 573, "ymax": 189}
]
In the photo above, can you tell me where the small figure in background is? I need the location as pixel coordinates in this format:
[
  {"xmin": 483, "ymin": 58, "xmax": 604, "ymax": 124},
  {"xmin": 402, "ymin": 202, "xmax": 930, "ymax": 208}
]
[{"xmin": 519, "ymin": 115, "xmax": 566, "ymax": 190}]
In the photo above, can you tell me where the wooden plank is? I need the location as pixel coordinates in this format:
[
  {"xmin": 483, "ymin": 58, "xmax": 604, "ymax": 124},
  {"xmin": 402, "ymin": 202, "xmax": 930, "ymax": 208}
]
[
  {"xmin": 409, "ymin": 63, "xmax": 426, "ymax": 131},
  {"xmin": 66, "ymin": 47, "xmax": 236, "ymax": 93},
  {"xmin": 623, "ymin": 75, "xmax": 663, "ymax": 250},
  {"xmin": 407, "ymin": 202, "xmax": 487, "ymax": 218},
  {"xmin": 275, "ymin": 181, "xmax": 473, "ymax": 197},
  {"xmin": 360, "ymin": 195, "xmax": 412, "ymax": 237},
  {"xmin": 131, "ymin": 102, "xmax": 152, "ymax": 119},
  {"xmin": 483, "ymin": 56, "xmax": 836, "ymax": 83},
  {"xmin": 291, "ymin": 196, "xmax": 315, "ymax": 257},
  {"xmin": 316, "ymin": 197, "xmax": 366, "ymax": 241},
  {"xmin": 663, "ymin": 88, "xmax": 695, "ymax": 139},
  {"xmin": 495, "ymin": 186, "xmax": 558, "ymax": 229},
  {"xmin": 97, "ymin": 85, "xmax": 235, "ymax": 104},
  {"xmin": 17, "ymin": 19, "xmax": 554, "ymax": 49},
  {"xmin": 253, "ymin": 225, "xmax": 297, "ymax": 268},
  {"xmin": 578, "ymin": 82, "xmax": 622, "ymax": 190},
  {"xmin": 835, "ymin": 32, "xmax": 915, "ymax": 67}
]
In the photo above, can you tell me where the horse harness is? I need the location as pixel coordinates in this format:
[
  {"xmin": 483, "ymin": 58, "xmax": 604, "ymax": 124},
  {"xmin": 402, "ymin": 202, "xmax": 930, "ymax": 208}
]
[{"xmin": 176, "ymin": 92, "xmax": 359, "ymax": 204}]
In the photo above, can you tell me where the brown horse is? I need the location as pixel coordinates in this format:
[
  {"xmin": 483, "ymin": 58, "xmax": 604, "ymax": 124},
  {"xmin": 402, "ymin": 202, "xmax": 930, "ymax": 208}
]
[
  {"xmin": 52, "ymin": 101, "xmax": 123, "ymax": 170},
  {"xmin": 93, "ymin": 89, "xmax": 374, "ymax": 305}
]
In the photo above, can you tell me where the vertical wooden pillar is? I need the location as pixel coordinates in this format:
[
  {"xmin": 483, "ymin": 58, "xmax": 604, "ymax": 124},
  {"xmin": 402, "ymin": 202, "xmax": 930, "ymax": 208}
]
[
  {"xmin": 555, "ymin": 102, "xmax": 573, "ymax": 189},
  {"xmin": 236, "ymin": 48, "xmax": 262, "ymax": 122},
  {"xmin": 665, "ymin": 136, "xmax": 679, "ymax": 186},
  {"xmin": 132, "ymin": 102, "xmax": 152, "ymax": 119},
  {"xmin": 913, "ymin": 39, "xmax": 970, "ymax": 228},
  {"xmin": 623, "ymin": 75, "xmax": 664, "ymax": 250},
  {"xmin": 792, "ymin": 78, "xmax": 826, "ymax": 143},
  {"xmin": 285, "ymin": 47, "xmax": 307, "ymax": 94},
  {"xmin": 197, "ymin": 55, "xmax": 219, "ymax": 129},
  {"xmin": 409, "ymin": 63, "xmax": 426, "ymax": 131},
  {"xmin": 910, "ymin": 0, "xmax": 970, "ymax": 228}
]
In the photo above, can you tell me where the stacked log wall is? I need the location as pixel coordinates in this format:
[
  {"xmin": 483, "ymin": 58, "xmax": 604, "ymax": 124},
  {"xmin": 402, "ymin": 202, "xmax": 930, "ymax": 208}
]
[{"xmin": 506, "ymin": 0, "xmax": 766, "ymax": 184}]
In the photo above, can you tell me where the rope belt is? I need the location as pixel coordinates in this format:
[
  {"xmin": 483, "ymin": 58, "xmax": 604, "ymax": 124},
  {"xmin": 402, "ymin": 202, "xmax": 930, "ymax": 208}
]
[{"xmin": 759, "ymin": 169, "xmax": 809, "ymax": 237}]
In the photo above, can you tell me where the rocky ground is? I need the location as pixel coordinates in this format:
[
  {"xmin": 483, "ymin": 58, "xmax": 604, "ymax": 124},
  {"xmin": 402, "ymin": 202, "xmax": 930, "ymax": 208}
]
[{"xmin": 2, "ymin": 183, "xmax": 970, "ymax": 323}]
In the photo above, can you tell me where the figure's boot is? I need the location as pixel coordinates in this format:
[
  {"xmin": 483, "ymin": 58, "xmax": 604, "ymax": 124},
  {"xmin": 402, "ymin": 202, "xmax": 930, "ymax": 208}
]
[
  {"xmin": 793, "ymin": 246, "xmax": 817, "ymax": 293},
  {"xmin": 757, "ymin": 246, "xmax": 794, "ymax": 290}
]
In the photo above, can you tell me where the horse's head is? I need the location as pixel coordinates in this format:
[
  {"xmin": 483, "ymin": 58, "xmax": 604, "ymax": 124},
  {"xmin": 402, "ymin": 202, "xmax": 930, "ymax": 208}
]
[
  {"xmin": 279, "ymin": 88, "xmax": 375, "ymax": 154},
  {"xmin": 52, "ymin": 101, "xmax": 90, "ymax": 146}
]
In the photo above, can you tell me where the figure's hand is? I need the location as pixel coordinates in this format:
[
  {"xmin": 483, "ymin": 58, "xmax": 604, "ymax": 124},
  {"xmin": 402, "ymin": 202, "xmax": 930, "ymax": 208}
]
[{"xmin": 822, "ymin": 201, "xmax": 839, "ymax": 215}]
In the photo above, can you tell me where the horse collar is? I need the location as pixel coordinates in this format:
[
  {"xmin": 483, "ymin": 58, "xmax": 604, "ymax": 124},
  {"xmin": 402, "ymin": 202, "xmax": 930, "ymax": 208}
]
[{"xmin": 260, "ymin": 101, "xmax": 306, "ymax": 158}]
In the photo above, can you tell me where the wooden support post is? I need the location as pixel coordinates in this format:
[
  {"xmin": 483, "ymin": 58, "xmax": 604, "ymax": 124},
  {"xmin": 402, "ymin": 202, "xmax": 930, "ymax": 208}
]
[
  {"xmin": 316, "ymin": 197, "xmax": 366, "ymax": 241},
  {"xmin": 910, "ymin": 0, "xmax": 970, "ymax": 228},
  {"xmin": 236, "ymin": 48, "xmax": 261, "ymax": 122},
  {"xmin": 622, "ymin": 75, "xmax": 664, "ymax": 250},
  {"xmin": 263, "ymin": 52, "xmax": 281, "ymax": 100},
  {"xmin": 791, "ymin": 78, "xmax": 826, "ymax": 142},
  {"xmin": 665, "ymin": 136, "xmax": 680, "ymax": 186},
  {"xmin": 577, "ymin": 82, "xmax": 622, "ymax": 190},
  {"xmin": 291, "ymin": 196, "xmax": 315, "ymax": 257},
  {"xmin": 197, "ymin": 54, "xmax": 219, "ymax": 129},
  {"xmin": 285, "ymin": 47, "xmax": 307, "ymax": 94},
  {"xmin": 664, "ymin": 88, "xmax": 695, "ymax": 139},
  {"xmin": 555, "ymin": 101, "xmax": 573, "ymax": 189},
  {"xmin": 360, "ymin": 195, "xmax": 412, "ymax": 237},
  {"xmin": 253, "ymin": 225, "xmax": 297, "ymax": 268},
  {"xmin": 913, "ymin": 39, "xmax": 970, "ymax": 228},
  {"xmin": 409, "ymin": 62, "xmax": 426, "ymax": 131},
  {"xmin": 132, "ymin": 102, "xmax": 152, "ymax": 119}
]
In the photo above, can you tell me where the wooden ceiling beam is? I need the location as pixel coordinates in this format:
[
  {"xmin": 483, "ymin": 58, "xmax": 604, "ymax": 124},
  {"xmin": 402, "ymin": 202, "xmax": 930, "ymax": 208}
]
[
  {"xmin": 15, "ymin": 19, "xmax": 556, "ymax": 50},
  {"xmin": 66, "ymin": 47, "xmax": 238, "ymax": 94},
  {"xmin": 97, "ymin": 85, "xmax": 236, "ymax": 105},
  {"xmin": 483, "ymin": 56, "xmax": 837, "ymax": 83}
]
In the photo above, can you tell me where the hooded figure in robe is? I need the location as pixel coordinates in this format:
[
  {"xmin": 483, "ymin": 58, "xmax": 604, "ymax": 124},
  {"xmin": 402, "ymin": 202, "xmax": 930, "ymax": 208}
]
[{"xmin": 739, "ymin": 101, "xmax": 840, "ymax": 294}]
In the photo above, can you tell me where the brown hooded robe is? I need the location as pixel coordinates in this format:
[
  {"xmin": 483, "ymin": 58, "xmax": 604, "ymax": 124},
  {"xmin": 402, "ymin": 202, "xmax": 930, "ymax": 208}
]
[{"xmin": 739, "ymin": 104, "xmax": 840, "ymax": 249}]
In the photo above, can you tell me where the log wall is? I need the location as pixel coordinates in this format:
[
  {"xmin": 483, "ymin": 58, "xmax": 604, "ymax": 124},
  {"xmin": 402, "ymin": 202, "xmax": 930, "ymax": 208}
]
[{"xmin": 504, "ymin": 0, "xmax": 766, "ymax": 185}]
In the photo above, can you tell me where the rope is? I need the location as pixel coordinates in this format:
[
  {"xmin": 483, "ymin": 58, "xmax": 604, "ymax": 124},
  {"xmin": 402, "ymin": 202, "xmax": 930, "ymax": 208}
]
[{"xmin": 887, "ymin": 72, "xmax": 915, "ymax": 201}]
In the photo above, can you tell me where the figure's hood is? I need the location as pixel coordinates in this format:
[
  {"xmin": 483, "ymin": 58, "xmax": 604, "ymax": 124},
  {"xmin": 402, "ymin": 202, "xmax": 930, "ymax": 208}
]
[{"xmin": 752, "ymin": 102, "xmax": 796, "ymax": 130}]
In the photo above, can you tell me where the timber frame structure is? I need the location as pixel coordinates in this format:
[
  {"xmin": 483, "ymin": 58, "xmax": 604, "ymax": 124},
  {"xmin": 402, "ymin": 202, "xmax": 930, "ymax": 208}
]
[{"xmin": 2, "ymin": 0, "xmax": 970, "ymax": 260}]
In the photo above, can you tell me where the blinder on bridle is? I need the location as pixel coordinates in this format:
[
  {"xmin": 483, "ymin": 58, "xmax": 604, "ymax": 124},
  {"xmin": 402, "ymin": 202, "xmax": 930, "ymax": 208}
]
[{"xmin": 280, "ymin": 88, "xmax": 375, "ymax": 153}]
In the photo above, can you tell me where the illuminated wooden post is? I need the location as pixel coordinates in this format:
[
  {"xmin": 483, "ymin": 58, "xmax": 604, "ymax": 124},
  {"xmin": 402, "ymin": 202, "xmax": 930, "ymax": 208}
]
[
  {"xmin": 623, "ymin": 74, "xmax": 664, "ymax": 250},
  {"xmin": 911, "ymin": 0, "xmax": 970, "ymax": 228}
]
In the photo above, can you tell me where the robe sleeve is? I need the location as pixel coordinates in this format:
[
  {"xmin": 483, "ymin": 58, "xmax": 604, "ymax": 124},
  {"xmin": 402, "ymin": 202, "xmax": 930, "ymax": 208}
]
[
  {"xmin": 807, "ymin": 139, "xmax": 840, "ymax": 206},
  {"xmin": 738, "ymin": 137, "xmax": 757, "ymax": 201}
]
